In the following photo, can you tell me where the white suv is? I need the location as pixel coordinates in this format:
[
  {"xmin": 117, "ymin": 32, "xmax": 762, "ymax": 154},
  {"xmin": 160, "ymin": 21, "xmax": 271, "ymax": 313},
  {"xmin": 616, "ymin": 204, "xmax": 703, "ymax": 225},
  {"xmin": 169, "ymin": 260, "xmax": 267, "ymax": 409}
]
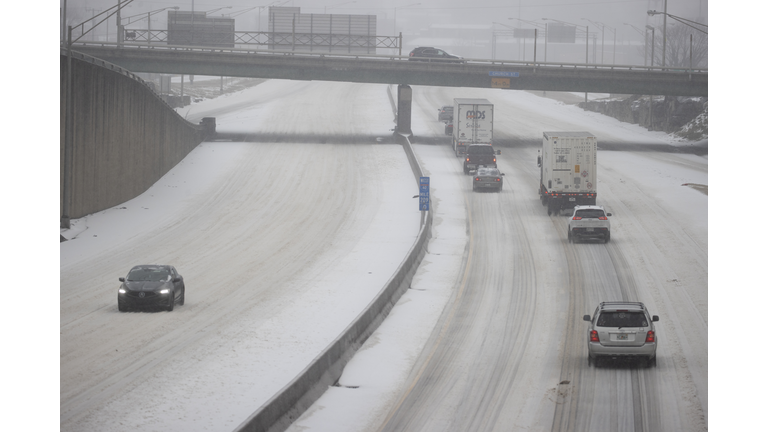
[
  {"xmin": 583, "ymin": 302, "xmax": 659, "ymax": 367},
  {"xmin": 568, "ymin": 205, "xmax": 611, "ymax": 243}
]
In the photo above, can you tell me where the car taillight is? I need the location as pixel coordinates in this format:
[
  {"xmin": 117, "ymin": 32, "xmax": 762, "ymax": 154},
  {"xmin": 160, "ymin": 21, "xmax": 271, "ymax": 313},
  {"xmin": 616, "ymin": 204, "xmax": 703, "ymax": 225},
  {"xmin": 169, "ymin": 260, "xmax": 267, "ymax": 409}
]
[
  {"xmin": 572, "ymin": 216, "xmax": 582, "ymax": 220},
  {"xmin": 598, "ymin": 216, "xmax": 607, "ymax": 220},
  {"xmin": 466, "ymin": 157, "xmax": 470, "ymax": 162},
  {"xmin": 475, "ymin": 177, "xmax": 480, "ymax": 181},
  {"xmin": 645, "ymin": 331, "xmax": 655, "ymax": 343},
  {"xmin": 496, "ymin": 178, "xmax": 500, "ymax": 182},
  {"xmin": 589, "ymin": 330, "xmax": 599, "ymax": 342},
  {"xmin": 493, "ymin": 157, "xmax": 496, "ymax": 163}
]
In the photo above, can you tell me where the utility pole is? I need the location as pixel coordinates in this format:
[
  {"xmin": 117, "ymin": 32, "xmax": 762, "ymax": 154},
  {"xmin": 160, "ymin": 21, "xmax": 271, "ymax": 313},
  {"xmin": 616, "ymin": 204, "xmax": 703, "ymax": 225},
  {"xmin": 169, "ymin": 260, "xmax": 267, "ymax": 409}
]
[
  {"xmin": 662, "ymin": 0, "xmax": 667, "ymax": 68},
  {"xmin": 62, "ymin": 0, "xmax": 67, "ymax": 43}
]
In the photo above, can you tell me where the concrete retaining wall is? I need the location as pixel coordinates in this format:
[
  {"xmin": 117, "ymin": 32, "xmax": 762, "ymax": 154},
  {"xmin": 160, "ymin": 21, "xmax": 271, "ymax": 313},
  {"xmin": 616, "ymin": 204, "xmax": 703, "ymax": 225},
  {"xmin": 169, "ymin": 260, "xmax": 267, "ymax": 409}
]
[
  {"xmin": 235, "ymin": 132, "xmax": 432, "ymax": 432},
  {"xmin": 60, "ymin": 50, "xmax": 203, "ymax": 220}
]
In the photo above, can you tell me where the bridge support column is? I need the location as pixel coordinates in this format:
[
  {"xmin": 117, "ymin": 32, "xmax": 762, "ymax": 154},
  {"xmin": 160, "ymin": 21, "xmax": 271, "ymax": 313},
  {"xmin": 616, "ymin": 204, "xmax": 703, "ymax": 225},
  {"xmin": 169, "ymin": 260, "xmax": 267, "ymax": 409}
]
[{"xmin": 395, "ymin": 84, "xmax": 412, "ymax": 137}]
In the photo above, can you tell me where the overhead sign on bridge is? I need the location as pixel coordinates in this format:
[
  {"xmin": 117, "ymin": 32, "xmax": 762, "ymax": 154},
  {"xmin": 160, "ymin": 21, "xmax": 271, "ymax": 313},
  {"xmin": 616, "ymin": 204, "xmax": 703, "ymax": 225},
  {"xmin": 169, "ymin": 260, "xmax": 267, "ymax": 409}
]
[
  {"xmin": 489, "ymin": 71, "xmax": 519, "ymax": 78},
  {"xmin": 167, "ymin": 11, "xmax": 234, "ymax": 47}
]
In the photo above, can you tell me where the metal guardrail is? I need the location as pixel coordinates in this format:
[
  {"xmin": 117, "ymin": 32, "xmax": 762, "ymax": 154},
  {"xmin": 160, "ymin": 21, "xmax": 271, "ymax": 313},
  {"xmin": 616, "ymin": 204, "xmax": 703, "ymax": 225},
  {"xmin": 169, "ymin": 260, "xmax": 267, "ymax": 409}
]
[{"xmin": 70, "ymin": 41, "xmax": 708, "ymax": 74}]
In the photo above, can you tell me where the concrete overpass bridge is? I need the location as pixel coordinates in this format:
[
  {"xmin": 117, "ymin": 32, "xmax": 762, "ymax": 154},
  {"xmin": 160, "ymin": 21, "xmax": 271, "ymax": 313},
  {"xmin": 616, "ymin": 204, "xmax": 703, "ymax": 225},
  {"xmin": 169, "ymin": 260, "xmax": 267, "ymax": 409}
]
[{"xmin": 70, "ymin": 42, "xmax": 707, "ymax": 135}]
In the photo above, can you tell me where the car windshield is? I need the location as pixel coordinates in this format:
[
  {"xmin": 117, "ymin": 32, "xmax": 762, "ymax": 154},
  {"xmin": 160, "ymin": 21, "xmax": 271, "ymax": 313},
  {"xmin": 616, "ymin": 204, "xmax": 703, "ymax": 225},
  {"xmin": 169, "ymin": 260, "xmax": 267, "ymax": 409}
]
[
  {"xmin": 468, "ymin": 146, "xmax": 494, "ymax": 155},
  {"xmin": 574, "ymin": 209, "xmax": 605, "ymax": 218},
  {"xmin": 127, "ymin": 267, "xmax": 171, "ymax": 282},
  {"xmin": 596, "ymin": 311, "xmax": 648, "ymax": 327}
]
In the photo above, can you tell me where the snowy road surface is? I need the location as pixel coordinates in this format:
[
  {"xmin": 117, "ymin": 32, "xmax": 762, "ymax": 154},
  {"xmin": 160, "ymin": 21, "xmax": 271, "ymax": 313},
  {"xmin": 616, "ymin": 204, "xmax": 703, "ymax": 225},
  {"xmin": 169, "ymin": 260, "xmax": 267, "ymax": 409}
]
[
  {"xmin": 289, "ymin": 86, "xmax": 707, "ymax": 432},
  {"xmin": 60, "ymin": 81, "xmax": 420, "ymax": 431},
  {"xmin": 60, "ymin": 80, "xmax": 707, "ymax": 431}
]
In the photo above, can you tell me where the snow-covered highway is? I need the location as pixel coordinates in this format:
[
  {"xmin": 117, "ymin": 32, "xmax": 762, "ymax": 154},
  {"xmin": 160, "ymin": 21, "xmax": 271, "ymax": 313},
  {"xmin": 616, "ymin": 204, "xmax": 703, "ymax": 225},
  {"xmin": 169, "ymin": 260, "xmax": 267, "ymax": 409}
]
[{"xmin": 60, "ymin": 79, "xmax": 707, "ymax": 432}]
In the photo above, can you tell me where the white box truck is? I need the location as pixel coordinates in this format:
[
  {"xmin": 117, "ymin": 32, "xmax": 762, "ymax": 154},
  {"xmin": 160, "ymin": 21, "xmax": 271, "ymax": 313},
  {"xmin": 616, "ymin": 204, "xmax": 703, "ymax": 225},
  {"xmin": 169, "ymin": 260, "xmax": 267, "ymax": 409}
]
[
  {"xmin": 538, "ymin": 132, "xmax": 598, "ymax": 215},
  {"xmin": 452, "ymin": 98, "xmax": 493, "ymax": 156}
]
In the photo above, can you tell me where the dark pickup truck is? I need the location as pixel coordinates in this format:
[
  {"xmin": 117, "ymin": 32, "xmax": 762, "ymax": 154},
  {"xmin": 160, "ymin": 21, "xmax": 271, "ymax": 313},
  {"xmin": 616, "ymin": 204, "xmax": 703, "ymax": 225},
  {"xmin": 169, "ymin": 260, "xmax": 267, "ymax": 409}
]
[{"xmin": 463, "ymin": 144, "xmax": 500, "ymax": 174}]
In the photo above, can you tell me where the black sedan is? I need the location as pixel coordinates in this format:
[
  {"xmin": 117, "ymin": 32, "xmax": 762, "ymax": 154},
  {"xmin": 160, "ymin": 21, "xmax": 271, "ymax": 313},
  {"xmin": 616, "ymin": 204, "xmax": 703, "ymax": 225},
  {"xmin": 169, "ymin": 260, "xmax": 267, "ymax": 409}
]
[{"xmin": 118, "ymin": 265, "xmax": 185, "ymax": 312}]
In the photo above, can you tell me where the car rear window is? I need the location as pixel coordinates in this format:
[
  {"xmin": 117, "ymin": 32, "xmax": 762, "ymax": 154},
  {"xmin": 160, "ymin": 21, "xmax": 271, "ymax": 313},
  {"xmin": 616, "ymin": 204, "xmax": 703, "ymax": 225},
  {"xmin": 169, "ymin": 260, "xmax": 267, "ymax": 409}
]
[
  {"xmin": 468, "ymin": 146, "xmax": 494, "ymax": 155},
  {"xmin": 596, "ymin": 311, "xmax": 648, "ymax": 327},
  {"xmin": 574, "ymin": 209, "xmax": 605, "ymax": 218}
]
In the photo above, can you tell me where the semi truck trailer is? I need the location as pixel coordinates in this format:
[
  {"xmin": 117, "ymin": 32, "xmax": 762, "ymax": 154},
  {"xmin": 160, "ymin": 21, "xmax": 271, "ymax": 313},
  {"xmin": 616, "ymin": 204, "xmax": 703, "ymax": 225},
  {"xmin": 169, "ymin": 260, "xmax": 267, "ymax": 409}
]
[
  {"xmin": 538, "ymin": 131, "xmax": 598, "ymax": 215},
  {"xmin": 452, "ymin": 98, "xmax": 493, "ymax": 157}
]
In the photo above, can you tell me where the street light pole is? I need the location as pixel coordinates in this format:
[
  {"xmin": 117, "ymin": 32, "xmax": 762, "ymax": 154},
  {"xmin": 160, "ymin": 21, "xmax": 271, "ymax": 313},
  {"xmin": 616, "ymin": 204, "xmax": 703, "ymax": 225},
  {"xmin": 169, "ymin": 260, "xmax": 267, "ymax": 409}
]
[
  {"xmin": 508, "ymin": 18, "xmax": 546, "ymax": 63},
  {"xmin": 646, "ymin": 5, "xmax": 707, "ymax": 69},
  {"xmin": 646, "ymin": 25, "xmax": 655, "ymax": 130},
  {"xmin": 663, "ymin": 0, "xmax": 667, "ymax": 68},
  {"xmin": 581, "ymin": 18, "xmax": 610, "ymax": 64}
]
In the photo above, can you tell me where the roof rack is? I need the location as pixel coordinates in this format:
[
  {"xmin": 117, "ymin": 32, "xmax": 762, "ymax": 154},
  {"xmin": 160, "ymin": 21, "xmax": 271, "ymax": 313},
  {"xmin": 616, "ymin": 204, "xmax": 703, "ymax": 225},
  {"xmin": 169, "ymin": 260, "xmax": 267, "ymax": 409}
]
[{"xmin": 598, "ymin": 301, "xmax": 646, "ymax": 310}]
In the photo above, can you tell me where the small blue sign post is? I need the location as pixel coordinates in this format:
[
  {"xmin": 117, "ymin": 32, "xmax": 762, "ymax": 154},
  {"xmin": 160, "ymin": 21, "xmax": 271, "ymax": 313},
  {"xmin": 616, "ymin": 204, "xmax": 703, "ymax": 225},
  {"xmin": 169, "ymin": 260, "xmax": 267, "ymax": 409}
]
[{"xmin": 419, "ymin": 177, "xmax": 430, "ymax": 211}]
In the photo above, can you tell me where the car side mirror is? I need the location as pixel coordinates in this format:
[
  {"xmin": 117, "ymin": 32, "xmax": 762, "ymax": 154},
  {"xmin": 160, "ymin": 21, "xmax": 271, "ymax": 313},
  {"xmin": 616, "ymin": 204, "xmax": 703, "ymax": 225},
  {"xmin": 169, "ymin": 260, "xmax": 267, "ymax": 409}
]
[
  {"xmin": 652, "ymin": 315, "xmax": 659, "ymax": 322},
  {"xmin": 583, "ymin": 314, "xmax": 591, "ymax": 321},
  {"xmin": 496, "ymin": 150, "xmax": 501, "ymax": 155},
  {"xmin": 606, "ymin": 213, "xmax": 612, "ymax": 217},
  {"xmin": 172, "ymin": 277, "xmax": 181, "ymax": 283},
  {"xmin": 537, "ymin": 156, "xmax": 542, "ymax": 167},
  {"xmin": 501, "ymin": 173, "xmax": 505, "ymax": 176},
  {"xmin": 119, "ymin": 277, "xmax": 125, "ymax": 282}
]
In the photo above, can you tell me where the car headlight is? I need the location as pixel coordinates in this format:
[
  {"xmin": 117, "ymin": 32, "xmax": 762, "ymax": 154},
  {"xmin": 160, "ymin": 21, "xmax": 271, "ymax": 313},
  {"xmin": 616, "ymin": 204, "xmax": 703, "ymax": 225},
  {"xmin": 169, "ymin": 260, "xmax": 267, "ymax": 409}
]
[
  {"xmin": 118, "ymin": 288, "xmax": 126, "ymax": 294},
  {"xmin": 159, "ymin": 289, "xmax": 170, "ymax": 294}
]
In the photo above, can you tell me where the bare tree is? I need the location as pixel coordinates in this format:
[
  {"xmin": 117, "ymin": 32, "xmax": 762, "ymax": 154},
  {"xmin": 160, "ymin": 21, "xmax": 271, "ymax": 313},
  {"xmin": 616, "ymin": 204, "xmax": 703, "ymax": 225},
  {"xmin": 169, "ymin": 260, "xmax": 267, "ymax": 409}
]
[{"xmin": 650, "ymin": 23, "xmax": 708, "ymax": 68}]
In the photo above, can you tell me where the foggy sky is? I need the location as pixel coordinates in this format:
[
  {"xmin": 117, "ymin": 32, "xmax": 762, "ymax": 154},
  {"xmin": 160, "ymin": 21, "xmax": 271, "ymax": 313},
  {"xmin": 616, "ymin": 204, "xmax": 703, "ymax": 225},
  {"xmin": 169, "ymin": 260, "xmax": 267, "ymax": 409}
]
[{"xmin": 61, "ymin": 0, "xmax": 709, "ymax": 46}]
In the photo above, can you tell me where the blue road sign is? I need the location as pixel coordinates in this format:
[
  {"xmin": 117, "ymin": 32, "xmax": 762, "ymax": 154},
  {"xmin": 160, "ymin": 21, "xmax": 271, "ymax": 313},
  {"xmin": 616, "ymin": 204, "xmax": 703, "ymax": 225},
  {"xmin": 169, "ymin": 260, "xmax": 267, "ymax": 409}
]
[
  {"xmin": 419, "ymin": 177, "xmax": 429, "ymax": 211},
  {"xmin": 489, "ymin": 71, "xmax": 520, "ymax": 77}
]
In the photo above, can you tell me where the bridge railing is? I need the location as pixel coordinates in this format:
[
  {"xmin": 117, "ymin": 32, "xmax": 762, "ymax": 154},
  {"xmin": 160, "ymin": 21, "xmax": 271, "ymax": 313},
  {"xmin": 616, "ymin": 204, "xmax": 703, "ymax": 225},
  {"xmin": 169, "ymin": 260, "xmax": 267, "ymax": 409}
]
[
  {"xmin": 71, "ymin": 41, "xmax": 708, "ymax": 75},
  {"xmin": 123, "ymin": 28, "xmax": 401, "ymax": 52}
]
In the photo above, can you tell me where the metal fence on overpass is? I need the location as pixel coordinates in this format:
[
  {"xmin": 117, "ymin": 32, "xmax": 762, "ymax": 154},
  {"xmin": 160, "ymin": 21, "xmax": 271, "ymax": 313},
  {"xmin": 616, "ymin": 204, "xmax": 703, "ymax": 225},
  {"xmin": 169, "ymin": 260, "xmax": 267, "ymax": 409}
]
[
  {"xmin": 123, "ymin": 29, "xmax": 403, "ymax": 54},
  {"xmin": 70, "ymin": 41, "xmax": 707, "ymax": 97}
]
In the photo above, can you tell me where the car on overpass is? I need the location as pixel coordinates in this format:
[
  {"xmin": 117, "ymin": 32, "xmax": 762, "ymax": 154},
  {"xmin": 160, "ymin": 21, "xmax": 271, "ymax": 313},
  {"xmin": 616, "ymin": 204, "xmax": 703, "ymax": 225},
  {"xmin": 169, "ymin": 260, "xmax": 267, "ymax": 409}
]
[{"xmin": 408, "ymin": 47, "xmax": 464, "ymax": 63}]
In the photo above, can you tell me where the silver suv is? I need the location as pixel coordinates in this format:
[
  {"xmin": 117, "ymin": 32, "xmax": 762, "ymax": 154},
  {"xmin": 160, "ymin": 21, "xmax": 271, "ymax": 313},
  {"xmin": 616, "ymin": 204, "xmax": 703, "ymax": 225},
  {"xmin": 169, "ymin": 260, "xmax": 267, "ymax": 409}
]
[
  {"xmin": 568, "ymin": 205, "xmax": 611, "ymax": 243},
  {"xmin": 583, "ymin": 302, "xmax": 659, "ymax": 367}
]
